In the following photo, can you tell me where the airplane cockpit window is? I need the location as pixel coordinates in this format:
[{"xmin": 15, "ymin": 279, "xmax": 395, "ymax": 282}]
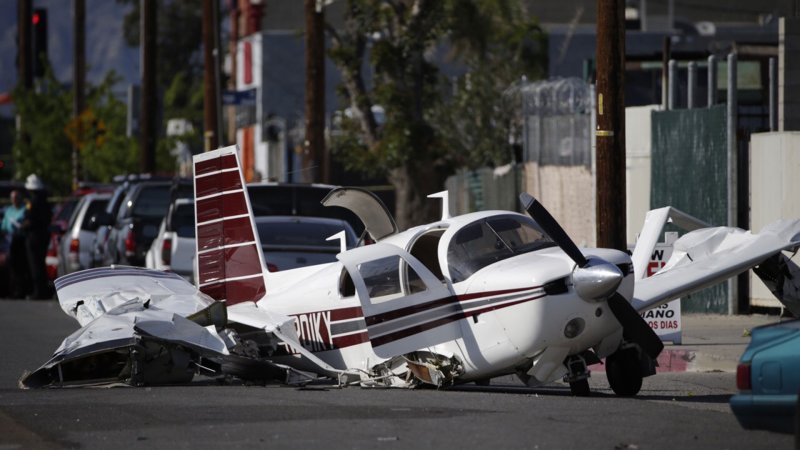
[
  {"xmin": 357, "ymin": 255, "xmax": 426, "ymax": 303},
  {"xmin": 447, "ymin": 215, "xmax": 555, "ymax": 283}
]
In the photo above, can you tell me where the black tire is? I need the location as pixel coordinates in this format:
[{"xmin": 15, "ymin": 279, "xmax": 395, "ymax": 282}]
[
  {"xmin": 569, "ymin": 378, "xmax": 591, "ymax": 397},
  {"xmin": 606, "ymin": 348, "xmax": 643, "ymax": 397}
]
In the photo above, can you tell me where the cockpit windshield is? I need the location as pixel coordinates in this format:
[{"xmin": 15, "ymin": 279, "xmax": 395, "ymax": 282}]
[{"xmin": 447, "ymin": 215, "xmax": 555, "ymax": 283}]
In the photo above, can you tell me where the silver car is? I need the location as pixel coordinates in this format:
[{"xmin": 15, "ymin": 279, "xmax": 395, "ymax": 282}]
[
  {"xmin": 57, "ymin": 192, "xmax": 111, "ymax": 276},
  {"xmin": 146, "ymin": 198, "xmax": 196, "ymax": 282}
]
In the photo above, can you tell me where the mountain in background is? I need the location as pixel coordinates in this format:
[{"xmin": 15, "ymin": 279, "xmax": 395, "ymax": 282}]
[{"xmin": 0, "ymin": 0, "xmax": 139, "ymax": 116}]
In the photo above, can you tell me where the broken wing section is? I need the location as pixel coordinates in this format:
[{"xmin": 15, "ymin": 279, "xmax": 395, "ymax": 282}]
[
  {"xmin": 21, "ymin": 299, "xmax": 229, "ymax": 388},
  {"xmin": 55, "ymin": 266, "xmax": 213, "ymax": 326},
  {"xmin": 632, "ymin": 219, "xmax": 800, "ymax": 312},
  {"xmin": 23, "ymin": 267, "xmax": 229, "ymax": 388}
]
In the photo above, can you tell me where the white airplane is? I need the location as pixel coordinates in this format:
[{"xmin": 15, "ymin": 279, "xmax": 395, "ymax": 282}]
[{"xmin": 22, "ymin": 145, "xmax": 800, "ymax": 397}]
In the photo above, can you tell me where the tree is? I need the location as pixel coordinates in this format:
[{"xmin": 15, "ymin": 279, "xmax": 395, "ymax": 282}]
[
  {"xmin": 328, "ymin": 0, "xmax": 546, "ymax": 229},
  {"xmin": 12, "ymin": 66, "xmax": 172, "ymax": 194},
  {"xmin": 119, "ymin": 0, "xmax": 205, "ymax": 153}
]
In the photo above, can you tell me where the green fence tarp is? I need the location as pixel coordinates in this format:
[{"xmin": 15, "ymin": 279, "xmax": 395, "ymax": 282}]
[{"xmin": 651, "ymin": 105, "xmax": 728, "ymax": 313}]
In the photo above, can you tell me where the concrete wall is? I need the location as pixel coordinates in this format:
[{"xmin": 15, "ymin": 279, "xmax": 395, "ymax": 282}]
[
  {"xmin": 625, "ymin": 105, "xmax": 661, "ymax": 244},
  {"xmin": 750, "ymin": 131, "xmax": 800, "ymax": 308},
  {"xmin": 521, "ymin": 163, "xmax": 595, "ymax": 247}
]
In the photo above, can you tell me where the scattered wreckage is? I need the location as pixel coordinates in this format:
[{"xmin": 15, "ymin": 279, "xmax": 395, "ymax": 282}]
[{"xmin": 21, "ymin": 146, "xmax": 800, "ymax": 395}]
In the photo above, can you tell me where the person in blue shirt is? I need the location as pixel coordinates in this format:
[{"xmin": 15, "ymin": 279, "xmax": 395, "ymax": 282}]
[{"xmin": 1, "ymin": 189, "xmax": 30, "ymax": 298}]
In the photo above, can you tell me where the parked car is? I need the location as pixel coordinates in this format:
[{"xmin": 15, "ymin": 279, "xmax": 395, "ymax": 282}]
[
  {"xmin": 57, "ymin": 193, "xmax": 111, "ymax": 276},
  {"xmin": 92, "ymin": 178, "xmax": 192, "ymax": 268},
  {"xmin": 246, "ymin": 183, "xmax": 364, "ymax": 236},
  {"xmin": 191, "ymin": 215, "xmax": 358, "ymax": 282},
  {"xmin": 255, "ymin": 216, "xmax": 358, "ymax": 271},
  {"xmin": 730, "ymin": 319, "xmax": 800, "ymax": 434},
  {"xmin": 145, "ymin": 198, "xmax": 195, "ymax": 282}
]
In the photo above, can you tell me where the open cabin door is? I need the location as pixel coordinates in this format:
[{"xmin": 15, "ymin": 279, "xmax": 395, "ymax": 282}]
[
  {"xmin": 338, "ymin": 243, "xmax": 460, "ymax": 358},
  {"xmin": 322, "ymin": 188, "xmax": 398, "ymax": 242}
]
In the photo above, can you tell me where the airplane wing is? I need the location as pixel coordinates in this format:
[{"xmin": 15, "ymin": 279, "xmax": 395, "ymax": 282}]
[
  {"xmin": 632, "ymin": 219, "xmax": 800, "ymax": 312},
  {"xmin": 54, "ymin": 266, "xmax": 215, "ymax": 326},
  {"xmin": 22, "ymin": 267, "xmax": 229, "ymax": 388}
]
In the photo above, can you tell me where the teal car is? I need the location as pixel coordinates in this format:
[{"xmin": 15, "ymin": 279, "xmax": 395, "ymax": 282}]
[{"xmin": 730, "ymin": 319, "xmax": 800, "ymax": 434}]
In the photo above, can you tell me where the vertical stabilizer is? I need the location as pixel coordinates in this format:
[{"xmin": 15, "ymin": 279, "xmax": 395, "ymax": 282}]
[{"xmin": 194, "ymin": 146, "xmax": 267, "ymax": 305}]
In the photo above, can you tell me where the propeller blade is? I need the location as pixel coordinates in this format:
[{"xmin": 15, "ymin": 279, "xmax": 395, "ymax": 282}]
[
  {"xmin": 519, "ymin": 193, "xmax": 587, "ymax": 268},
  {"xmin": 607, "ymin": 293, "xmax": 664, "ymax": 360}
]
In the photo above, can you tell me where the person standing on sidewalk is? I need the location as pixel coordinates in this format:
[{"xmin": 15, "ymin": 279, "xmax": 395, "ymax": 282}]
[
  {"xmin": 1, "ymin": 189, "xmax": 30, "ymax": 298},
  {"xmin": 21, "ymin": 175, "xmax": 52, "ymax": 300}
]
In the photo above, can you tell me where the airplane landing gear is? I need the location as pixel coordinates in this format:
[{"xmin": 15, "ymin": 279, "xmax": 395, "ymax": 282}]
[
  {"xmin": 606, "ymin": 347, "xmax": 643, "ymax": 396},
  {"xmin": 564, "ymin": 354, "xmax": 594, "ymax": 397}
]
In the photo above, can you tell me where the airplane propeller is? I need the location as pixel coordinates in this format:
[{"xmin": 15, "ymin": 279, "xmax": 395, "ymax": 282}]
[{"xmin": 519, "ymin": 193, "xmax": 663, "ymax": 360}]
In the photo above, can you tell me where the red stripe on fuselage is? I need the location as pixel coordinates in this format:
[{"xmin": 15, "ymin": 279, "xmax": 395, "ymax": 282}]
[
  {"xmin": 364, "ymin": 285, "xmax": 540, "ymax": 327},
  {"xmin": 369, "ymin": 294, "xmax": 545, "ymax": 348},
  {"xmin": 331, "ymin": 331, "xmax": 370, "ymax": 348}
]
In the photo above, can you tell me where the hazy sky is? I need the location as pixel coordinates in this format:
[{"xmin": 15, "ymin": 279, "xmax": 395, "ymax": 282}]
[{"xmin": 1, "ymin": 0, "xmax": 140, "ymax": 114}]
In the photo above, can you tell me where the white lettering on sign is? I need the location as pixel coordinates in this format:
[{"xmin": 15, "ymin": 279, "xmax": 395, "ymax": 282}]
[{"xmin": 631, "ymin": 232, "xmax": 682, "ymax": 344}]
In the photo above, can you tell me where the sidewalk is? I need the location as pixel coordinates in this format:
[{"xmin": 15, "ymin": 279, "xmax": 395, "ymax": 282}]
[{"xmin": 660, "ymin": 313, "xmax": 784, "ymax": 372}]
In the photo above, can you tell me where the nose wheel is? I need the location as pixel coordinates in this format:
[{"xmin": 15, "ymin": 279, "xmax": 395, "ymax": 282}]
[{"xmin": 606, "ymin": 347, "xmax": 644, "ymax": 396}]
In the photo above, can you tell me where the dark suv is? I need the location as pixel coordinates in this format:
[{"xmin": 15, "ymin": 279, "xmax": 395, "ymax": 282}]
[
  {"xmin": 92, "ymin": 179, "xmax": 192, "ymax": 267},
  {"xmin": 246, "ymin": 183, "xmax": 363, "ymax": 235}
]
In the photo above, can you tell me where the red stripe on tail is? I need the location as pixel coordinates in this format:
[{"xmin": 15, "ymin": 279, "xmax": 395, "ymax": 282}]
[{"xmin": 194, "ymin": 148, "xmax": 266, "ymax": 305}]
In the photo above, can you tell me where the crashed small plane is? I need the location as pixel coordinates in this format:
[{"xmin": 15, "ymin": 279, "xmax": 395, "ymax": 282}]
[{"xmin": 22, "ymin": 145, "xmax": 800, "ymax": 396}]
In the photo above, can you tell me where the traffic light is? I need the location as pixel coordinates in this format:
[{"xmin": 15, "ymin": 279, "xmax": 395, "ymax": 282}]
[{"xmin": 32, "ymin": 8, "xmax": 47, "ymax": 78}]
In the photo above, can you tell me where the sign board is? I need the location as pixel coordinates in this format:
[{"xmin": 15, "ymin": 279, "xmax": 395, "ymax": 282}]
[
  {"xmin": 64, "ymin": 109, "xmax": 107, "ymax": 149},
  {"xmin": 631, "ymin": 232, "xmax": 682, "ymax": 344},
  {"xmin": 223, "ymin": 88, "xmax": 257, "ymax": 106}
]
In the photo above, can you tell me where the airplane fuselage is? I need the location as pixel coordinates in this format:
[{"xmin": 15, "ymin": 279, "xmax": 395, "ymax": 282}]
[{"xmin": 257, "ymin": 211, "xmax": 632, "ymax": 385}]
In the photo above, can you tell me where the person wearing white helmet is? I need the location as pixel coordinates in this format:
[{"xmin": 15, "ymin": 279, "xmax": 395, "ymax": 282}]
[{"xmin": 21, "ymin": 174, "xmax": 52, "ymax": 299}]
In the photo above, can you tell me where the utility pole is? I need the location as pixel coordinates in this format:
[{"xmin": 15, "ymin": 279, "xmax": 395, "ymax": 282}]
[
  {"xmin": 595, "ymin": 0, "xmax": 626, "ymax": 250},
  {"xmin": 227, "ymin": 1, "xmax": 240, "ymax": 145},
  {"xmin": 18, "ymin": 0, "xmax": 32, "ymax": 90},
  {"xmin": 73, "ymin": 0, "xmax": 85, "ymax": 191},
  {"xmin": 305, "ymin": 0, "xmax": 326, "ymax": 182},
  {"xmin": 203, "ymin": 0, "xmax": 221, "ymax": 151},
  {"xmin": 140, "ymin": 0, "xmax": 157, "ymax": 173}
]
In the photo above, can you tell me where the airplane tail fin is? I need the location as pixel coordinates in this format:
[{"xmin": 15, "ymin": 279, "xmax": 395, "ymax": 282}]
[{"xmin": 193, "ymin": 146, "xmax": 268, "ymax": 305}]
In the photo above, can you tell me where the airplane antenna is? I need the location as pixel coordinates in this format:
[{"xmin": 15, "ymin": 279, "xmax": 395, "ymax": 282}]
[
  {"xmin": 428, "ymin": 191, "xmax": 451, "ymax": 220},
  {"xmin": 326, "ymin": 230, "xmax": 347, "ymax": 254}
]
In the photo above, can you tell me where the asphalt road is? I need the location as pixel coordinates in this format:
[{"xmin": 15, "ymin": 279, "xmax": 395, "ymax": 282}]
[{"xmin": 0, "ymin": 300, "xmax": 792, "ymax": 449}]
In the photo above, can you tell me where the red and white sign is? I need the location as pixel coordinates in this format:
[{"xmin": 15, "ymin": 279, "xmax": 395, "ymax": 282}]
[{"xmin": 632, "ymin": 232, "xmax": 682, "ymax": 344}]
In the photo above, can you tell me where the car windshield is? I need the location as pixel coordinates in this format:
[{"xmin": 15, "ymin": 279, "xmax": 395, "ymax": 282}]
[
  {"xmin": 171, "ymin": 203, "xmax": 195, "ymax": 238},
  {"xmin": 80, "ymin": 199, "xmax": 109, "ymax": 230},
  {"xmin": 446, "ymin": 215, "xmax": 556, "ymax": 283},
  {"xmin": 129, "ymin": 185, "xmax": 171, "ymax": 218},
  {"xmin": 256, "ymin": 219, "xmax": 355, "ymax": 249}
]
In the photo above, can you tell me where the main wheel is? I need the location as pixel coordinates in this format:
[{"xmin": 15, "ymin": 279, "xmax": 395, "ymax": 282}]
[
  {"xmin": 606, "ymin": 348, "xmax": 643, "ymax": 397},
  {"xmin": 569, "ymin": 377, "xmax": 590, "ymax": 397}
]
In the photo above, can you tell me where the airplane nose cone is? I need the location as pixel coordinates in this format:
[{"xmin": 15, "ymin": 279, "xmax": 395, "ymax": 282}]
[{"xmin": 572, "ymin": 260, "xmax": 623, "ymax": 301}]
